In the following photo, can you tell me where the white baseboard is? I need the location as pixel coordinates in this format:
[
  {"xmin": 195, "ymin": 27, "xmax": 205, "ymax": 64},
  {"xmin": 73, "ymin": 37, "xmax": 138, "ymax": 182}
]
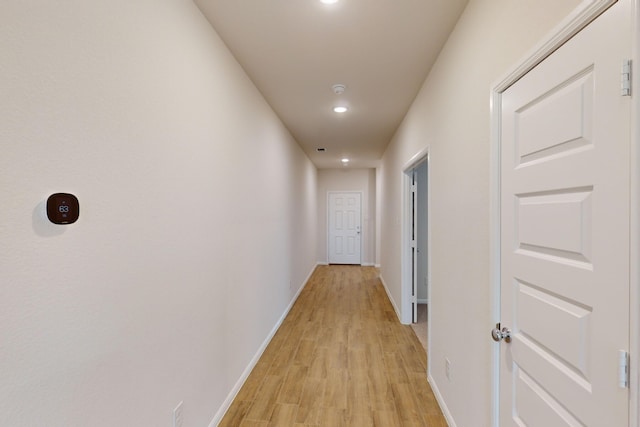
[
  {"xmin": 378, "ymin": 274, "xmax": 402, "ymax": 323},
  {"xmin": 318, "ymin": 262, "xmax": 376, "ymax": 267},
  {"xmin": 428, "ymin": 374, "xmax": 457, "ymax": 427},
  {"xmin": 208, "ymin": 263, "xmax": 319, "ymax": 427},
  {"xmin": 318, "ymin": 261, "xmax": 380, "ymax": 268}
]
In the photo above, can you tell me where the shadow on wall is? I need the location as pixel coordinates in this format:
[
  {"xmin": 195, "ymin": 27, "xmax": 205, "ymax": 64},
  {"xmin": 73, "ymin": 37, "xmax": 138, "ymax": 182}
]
[{"xmin": 33, "ymin": 200, "xmax": 65, "ymax": 237}]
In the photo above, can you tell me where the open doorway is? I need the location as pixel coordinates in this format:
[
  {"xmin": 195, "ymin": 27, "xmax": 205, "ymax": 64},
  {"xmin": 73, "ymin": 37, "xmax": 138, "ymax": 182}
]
[
  {"xmin": 402, "ymin": 149, "xmax": 430, "ymax": 353},
  {"xmin": 412, "ymin": 161, "xmax": 429, "ymax": 350}
]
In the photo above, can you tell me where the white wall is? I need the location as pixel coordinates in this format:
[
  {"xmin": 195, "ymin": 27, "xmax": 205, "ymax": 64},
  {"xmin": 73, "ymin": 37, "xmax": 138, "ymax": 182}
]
[
  {"xmin": 317, "ymin": 168, "xmax": 376, "ymax": 265},
  {"xmin": 0, "ymin": 1, "xmax": 317, "ymax": 426},
  {"xmin": 377, "ymin": 0, "xmax": 581, "ymax": 425}
]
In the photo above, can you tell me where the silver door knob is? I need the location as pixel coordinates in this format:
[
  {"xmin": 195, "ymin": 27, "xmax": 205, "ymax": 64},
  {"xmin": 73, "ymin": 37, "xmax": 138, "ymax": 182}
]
[{"xmin": 491, "ymin": 323, "xmax": 511, "ymax": 343}]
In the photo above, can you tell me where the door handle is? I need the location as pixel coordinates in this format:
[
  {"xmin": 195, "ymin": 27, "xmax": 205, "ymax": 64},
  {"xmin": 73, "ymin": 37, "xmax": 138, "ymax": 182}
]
[{"xmin": 491, "ymin": 323, "xmax": 512, "ymax": 343}]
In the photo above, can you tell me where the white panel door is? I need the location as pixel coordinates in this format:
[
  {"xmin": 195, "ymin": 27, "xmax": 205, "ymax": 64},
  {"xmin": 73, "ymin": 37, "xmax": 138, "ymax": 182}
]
[
  {"xmin": 328, "ymin": 192, "xmax": 361, "ymax": 265},
  {"xmin": 499, "ymin": 2, "xmax": 631, "ymax": 425}
]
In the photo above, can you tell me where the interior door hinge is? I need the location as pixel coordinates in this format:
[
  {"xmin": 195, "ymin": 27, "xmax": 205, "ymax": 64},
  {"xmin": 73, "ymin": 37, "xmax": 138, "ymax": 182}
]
[
  {"xmin": 619, "ymin": 350, "xmax": 629, "ymax": 389},
  {"xmin": 622, "ymin": 59, "xmax": 631, "ymax": 96}
]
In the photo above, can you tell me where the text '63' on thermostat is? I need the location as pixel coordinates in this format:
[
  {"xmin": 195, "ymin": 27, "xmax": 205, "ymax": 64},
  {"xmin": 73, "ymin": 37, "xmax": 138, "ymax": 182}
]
[{"xmin": 47, "ymin": 193, "xmax": 80, "ymax": 224}]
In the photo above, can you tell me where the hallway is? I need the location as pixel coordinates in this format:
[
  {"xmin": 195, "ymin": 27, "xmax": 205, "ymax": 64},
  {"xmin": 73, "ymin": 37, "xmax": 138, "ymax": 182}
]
[{"xmin": 220, "ymin": 265, "xmax": 446, "ymax": 426}]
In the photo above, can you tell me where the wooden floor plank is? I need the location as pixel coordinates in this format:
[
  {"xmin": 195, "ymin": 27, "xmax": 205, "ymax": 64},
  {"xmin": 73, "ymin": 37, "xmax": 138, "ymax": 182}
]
[
  {"xmin": 245, "ymin": 375, "xmax": 284, "ymax": 422},
  {"xmin": 218, "ymin": 400, "xmax": 253, "ymax": 427},
  {"xmin": 277, "ymin": 365, "xmax": 308, "ymax": 405},
  {"xmin": 267, "ymin": 404, "xmax": 299, "ymax": 426},
  {"xmin": 219, "ymin": 265, "xmax": 447, "ymax": 426},
  {"xmin": 295, "ymin": 377, "xmax": 325, "ymax": 424}
]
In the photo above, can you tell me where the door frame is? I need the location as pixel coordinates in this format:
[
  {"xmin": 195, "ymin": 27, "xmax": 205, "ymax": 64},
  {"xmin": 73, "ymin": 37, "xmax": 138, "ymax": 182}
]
[
  {"xmin": 489, "ymin": 0, "xmax": 639, "ymax": 425},
  {"xmin": 401, "ymin": 147, "xmax": 431, "ymax": 333},
  {"xmin": 326, "ymin": 191, "xmax": 363, "ymax": 265}
]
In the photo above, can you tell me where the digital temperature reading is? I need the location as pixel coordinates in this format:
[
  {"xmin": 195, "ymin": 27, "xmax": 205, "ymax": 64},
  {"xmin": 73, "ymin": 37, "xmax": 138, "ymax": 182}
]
[{"xmin": 46, "ymin": 193, "xmax": 79, "ymax": 224}]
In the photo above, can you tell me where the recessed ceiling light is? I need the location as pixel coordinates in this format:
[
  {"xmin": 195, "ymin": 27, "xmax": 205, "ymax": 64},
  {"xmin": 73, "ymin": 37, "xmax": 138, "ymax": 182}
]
[
  {"xmin": 333, "ymin": 106, "xmax": 348, "ymax": 113},
  {"xmin": 341, "ymin": 158, "xmax": 349, "ymax": 163},
  {"xmin": 320, "ymin": 0, "xmax": 339, "ymax": 4}
]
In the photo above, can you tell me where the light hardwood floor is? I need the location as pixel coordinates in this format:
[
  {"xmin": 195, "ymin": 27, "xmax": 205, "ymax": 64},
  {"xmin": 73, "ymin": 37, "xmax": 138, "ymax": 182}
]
[{"xmin": 219, "ymin": 265, "xmax": 447, "ymax": 426}]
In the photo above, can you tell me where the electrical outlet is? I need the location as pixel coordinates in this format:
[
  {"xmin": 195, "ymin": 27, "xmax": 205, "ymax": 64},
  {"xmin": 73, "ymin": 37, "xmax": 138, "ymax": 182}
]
[
  {"xmin": 445, "ymin": 358, "xmax": 451, "ymax": 381},
  {"xmin": 173, "ymin": 401, "xmax": 184, "ymax": 427}
]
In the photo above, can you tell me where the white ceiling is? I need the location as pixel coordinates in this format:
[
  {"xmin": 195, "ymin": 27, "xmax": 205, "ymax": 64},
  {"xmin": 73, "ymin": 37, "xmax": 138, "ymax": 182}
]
[{"xmin": 196, "ymin": 0, "xmax": 469, "ymax": 169}]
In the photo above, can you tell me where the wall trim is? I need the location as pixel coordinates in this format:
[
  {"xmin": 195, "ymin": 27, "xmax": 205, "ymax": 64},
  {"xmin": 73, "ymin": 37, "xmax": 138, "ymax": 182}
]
[
  {"xmin": 489, "ymin": 1, "xmax": 625, "ymax": 426},
  {"xmin": 428, "ymin": 374, "xmax": 457, "ymax": 427},
  {"xmin": 402, "ymin": 146, "xmax": 430, "ymax": 172},
  {"xmin": 378, "ymin": 273, "xmax": 403, "ymax": 323},
  {"xmin": 493, "ymin": 0, "xmax": 618, "ymax": 93},
  {"xmin": 208, "ymin": 263, "xmax": 320, "ymax": 426}
]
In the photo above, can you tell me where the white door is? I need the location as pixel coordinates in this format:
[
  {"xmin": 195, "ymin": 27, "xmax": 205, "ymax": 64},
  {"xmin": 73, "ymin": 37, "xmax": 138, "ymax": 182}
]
[
  {"xmin": 328, "ymin": 192, "xmax": 361, "ymax": 265},
  {"xmin": 498, "ymin": 1, "xmax": 631, "ymax": 425}
]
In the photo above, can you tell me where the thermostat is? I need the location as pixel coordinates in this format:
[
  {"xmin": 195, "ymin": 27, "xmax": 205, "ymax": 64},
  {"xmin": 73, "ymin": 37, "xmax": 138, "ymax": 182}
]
[{"xmin": 47, "ymin": 193, "xmax": 79, "ymax": 224}]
